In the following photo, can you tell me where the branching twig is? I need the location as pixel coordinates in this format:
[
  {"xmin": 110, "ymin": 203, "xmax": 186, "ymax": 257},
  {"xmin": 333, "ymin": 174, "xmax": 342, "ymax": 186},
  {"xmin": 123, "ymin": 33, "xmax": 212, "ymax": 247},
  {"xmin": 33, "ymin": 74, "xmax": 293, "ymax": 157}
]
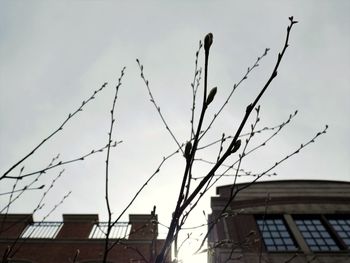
[
  {"xmin": 1, "ymin": 82, "xmax": 109, "ymax": 180},
  {"xmin": 0, "ymin": 157, "xmax": 63, "ymax": 213},
  {"xmin": 197, "ymin": 110, "xmax": 298, "ymax": 151},
  {"xmin": 137, "ymin": 59, "xmax": 184, "ymax": 154},
  {"xmin": 111, "ymin": 149, "xmax": 179, "ymax": 229},
  {"xmin": 4, "ymin": 142, "xmax": 121, "ymax": 180},
  {"xmin": 196, "ymin": 124, "xmax": 328, "ymax": 253},
  {"xmin": 0, "ymin": 185, "xmax": 44, "ymax": 196},
  {"xmin": 190, "ymin": 41, "xmax": 203, "ymax": 140},
  {"xmin": 199, "ymin": 47, "xmax": 270, "ymax": 141},
  {"xmin": 103, "ymin": 67, "xmax": 126, "ymax": 263},
  {"xmin": 41, "ymin": 191, "xmax": 72, "ymax": 222},
  {"xmin": 194, "ymin": 109, "xmax": 298, "ymax": 182}
]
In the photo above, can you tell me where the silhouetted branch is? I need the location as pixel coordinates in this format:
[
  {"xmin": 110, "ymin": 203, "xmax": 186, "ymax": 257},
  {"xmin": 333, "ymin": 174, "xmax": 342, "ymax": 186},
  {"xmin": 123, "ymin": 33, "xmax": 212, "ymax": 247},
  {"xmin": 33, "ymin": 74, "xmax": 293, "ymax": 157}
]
[
  {"xmin": 137, "ymin": 59, "xmax": 184, "ymax": 154},
  {"xmin": 194, "ymin": 109, "xmax": 298, "ymax": 183},
  {"xmin": 0, "ymin": 166, "xmax": 65, "ymax": 214},
  {"xmin": 41, "ymin": 191, "xmax": 72, "ymax": 222},
  {"xmin": 196, "ymin": 124, "xmax": 328, "ymax": 253},
  {"xmin": 199, "ymin": 47, "xmax": 270, "ymax": 141},
  {"xmin": 190, "ymin": 41, "xmax": 203, "ymax": 140},
  {"xmin": 1, "ymin": 82, "xmax": 109, "ymax": 180},
  {"xmin": 3, "ymin": 142, "xmax": 121, "ymax": 180},
  {"xmin": 32, "ymin": 169, "xmax": 66, "ymax": 215},
  {"xmin": 197, "ymin": 109, "xmax": 298, "ymax": 151},
  {"xmin": 0, "ymin": 185, "xmax": 44, "ymax": 196},
  {"xmin": 157, "ymin": 18, "xmax": 299, "ymax": 258},
  {"xmin": 103, "ymin": 67, "xmax": 126, "ymax": 263},
  {"xmin": 111, "ymin": 149, "xmax": 179, "ymax": 229},
  {"xmin": 5, "ymin": 190, "xmax": 72, "ymax": 260}
]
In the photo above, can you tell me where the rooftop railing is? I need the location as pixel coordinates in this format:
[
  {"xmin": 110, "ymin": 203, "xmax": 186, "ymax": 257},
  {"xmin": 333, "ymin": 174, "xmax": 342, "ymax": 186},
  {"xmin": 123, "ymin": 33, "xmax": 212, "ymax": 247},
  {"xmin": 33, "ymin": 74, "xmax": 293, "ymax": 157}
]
[
  {"xmin": 21, "ymin": 222, "xmax": 63, "ymax": 239},
  {"xmin": 89, "ymin": 222, "xmax": 130, "ymax": 239},
  {"xmin": 20, "ymin": 221, "xmax": 130, "ymax": 239}
]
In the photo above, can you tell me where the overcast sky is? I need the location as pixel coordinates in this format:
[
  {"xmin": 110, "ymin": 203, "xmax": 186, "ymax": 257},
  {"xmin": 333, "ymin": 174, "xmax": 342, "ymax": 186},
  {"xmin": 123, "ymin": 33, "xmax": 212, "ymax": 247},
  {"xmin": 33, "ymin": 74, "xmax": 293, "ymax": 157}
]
[{"xmin": 1, "ymin": 1, "xmax": 349, "ymax": 262}]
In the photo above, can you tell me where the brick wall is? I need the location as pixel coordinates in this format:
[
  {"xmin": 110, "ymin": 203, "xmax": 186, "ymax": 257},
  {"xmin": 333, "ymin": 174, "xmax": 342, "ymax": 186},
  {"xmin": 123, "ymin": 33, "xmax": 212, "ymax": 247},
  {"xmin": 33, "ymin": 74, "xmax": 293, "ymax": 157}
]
[{"xmin": 0, "ymin": 213, "xmax": 170, "ymax": 263}]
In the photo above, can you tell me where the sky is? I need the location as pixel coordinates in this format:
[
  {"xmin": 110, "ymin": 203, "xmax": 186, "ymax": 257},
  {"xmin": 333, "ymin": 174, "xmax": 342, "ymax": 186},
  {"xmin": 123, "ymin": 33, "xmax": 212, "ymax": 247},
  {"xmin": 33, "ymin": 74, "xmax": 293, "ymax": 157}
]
[{"xmin": 0, "ymin": 1, "xmax": 349, "ymax": 262}]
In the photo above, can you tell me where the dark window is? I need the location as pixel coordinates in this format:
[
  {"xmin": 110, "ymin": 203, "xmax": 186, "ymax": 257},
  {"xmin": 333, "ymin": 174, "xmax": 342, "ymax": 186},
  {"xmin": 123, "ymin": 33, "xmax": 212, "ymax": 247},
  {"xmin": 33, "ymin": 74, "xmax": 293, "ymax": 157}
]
[
  {"xmin": 294, "ymin": 218, "xmax": 340, "ymax": 252},
  {"xmin": 327, "ymin": 217, "xmax": 350, "ymax": 248},
  {"xmin": 256, "ymin": 217, "xmax": 297, "ymax": 251}
]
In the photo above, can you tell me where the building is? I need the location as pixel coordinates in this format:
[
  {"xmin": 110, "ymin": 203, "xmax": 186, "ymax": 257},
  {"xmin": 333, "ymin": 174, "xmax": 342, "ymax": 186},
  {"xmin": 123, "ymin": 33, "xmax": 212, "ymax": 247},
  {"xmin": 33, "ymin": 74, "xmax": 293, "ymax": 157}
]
[
  {"xmin": 0, "ymin": 212, "xmax": 171, "ymax": 263},
  {"xmin": 208, "ymin": 180, "xmax": 350, "ymax": 263}
]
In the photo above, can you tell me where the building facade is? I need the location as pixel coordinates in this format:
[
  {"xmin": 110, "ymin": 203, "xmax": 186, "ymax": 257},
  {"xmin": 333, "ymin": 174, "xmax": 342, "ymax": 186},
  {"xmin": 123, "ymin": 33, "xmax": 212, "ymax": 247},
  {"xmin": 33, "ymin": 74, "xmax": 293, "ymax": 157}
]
[
  {"xmin": 0, "ymin": 212, "xmax": 170, "ymax": 263},
  {"xmin": 208, "ymin": 180, "xmax": 350, "ymax": 263}
]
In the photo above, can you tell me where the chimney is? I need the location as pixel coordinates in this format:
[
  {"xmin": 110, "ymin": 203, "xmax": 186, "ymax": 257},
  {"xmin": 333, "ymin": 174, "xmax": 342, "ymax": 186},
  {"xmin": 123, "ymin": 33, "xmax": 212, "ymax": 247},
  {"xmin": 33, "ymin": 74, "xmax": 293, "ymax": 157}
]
[
  {"xmin": 0, "ymin": 214, "xmax": 33, "ymax": 239},
  {"xmin": 128, "ymin": 213, "xmax": 158, "ymax": 240},
  {"xmin": 56, "ymin": 214, "xmax": 98, "ymax": 239}
]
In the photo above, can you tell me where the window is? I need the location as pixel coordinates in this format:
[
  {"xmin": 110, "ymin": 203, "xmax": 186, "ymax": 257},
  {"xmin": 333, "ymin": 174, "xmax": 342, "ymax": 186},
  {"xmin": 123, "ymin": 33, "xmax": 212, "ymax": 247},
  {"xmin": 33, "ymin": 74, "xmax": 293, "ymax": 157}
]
[
  {"xmin": 256, "ymin": 217, "xmax": 297, "ymax": 251},
  {"xmin": 294, "ymin": 218, "xmax": 339, "ymax": 251},
  {"xmin": 327, "ymin": 217, "xmax": 350, "ymax": 248}
]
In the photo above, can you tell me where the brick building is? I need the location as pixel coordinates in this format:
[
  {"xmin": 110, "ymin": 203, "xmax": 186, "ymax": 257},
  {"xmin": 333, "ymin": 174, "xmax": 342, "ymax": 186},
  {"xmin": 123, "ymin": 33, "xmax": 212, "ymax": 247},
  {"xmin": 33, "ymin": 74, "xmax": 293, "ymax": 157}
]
[
  {"xmin": 208, "ymin": 180, "xmax": 350, "ymax": 263},
  {"xmin": 0, "ymin": 212, "xmax": 171, "ymax": 263}
]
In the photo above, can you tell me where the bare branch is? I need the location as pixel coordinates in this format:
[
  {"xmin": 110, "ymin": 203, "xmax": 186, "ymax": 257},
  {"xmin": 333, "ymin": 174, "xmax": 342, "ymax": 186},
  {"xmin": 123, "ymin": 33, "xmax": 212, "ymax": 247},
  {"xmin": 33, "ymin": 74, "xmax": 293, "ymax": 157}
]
[
  {"xmin": 137, "ymin": 59, "xmax": 184, "ymax": 154},
  {"xmin": 103, "ymin": 67, "xmax": 126, "ymax": 263},
  {"xmin": 1, "ymin": 82, "xmax": 109, "ymax": 180},
  {"xmin": 199, "ymin": 47, "xmax": 270, "ymax": 140},
  {"xmin": 3, "ymin": 142, "xmax": 122, "ymax": 180},
  {"xmin": 190, "ymin": 41, "xmax": 203, "ymax": 140}
]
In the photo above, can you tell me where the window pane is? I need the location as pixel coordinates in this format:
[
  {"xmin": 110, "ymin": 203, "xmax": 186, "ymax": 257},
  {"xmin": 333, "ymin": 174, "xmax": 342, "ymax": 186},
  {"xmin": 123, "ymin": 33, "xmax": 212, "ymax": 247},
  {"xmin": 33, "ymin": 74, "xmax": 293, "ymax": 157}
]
[
  {"xmin": 295, "ymin": 217, "xmax": 340, "ymax": 251},
  {"xmin": 256, "ymin": 217, "xmax": 297, "ymax": 252},
  {"xmin": 281, "ymin": 231, "xmax": 289, "ymax": 237},
  {"xmin": 327, "ymin": 216, "xmax": 350, "ymax": 248}
]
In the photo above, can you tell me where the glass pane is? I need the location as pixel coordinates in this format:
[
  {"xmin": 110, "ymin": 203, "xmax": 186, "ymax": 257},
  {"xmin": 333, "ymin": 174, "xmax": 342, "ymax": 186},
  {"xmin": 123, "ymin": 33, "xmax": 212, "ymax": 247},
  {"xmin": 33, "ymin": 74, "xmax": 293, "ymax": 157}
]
[
  {"xmin": 327, "ymin": 217, "xmax": 350, "ymax": 248},
  {"xmin": 295, "ymin": 217, "xmax": 340, "ymax": 251},
  {"xmin": 256, "ymin": 217, "xmax": 297, "ymax": 252}
]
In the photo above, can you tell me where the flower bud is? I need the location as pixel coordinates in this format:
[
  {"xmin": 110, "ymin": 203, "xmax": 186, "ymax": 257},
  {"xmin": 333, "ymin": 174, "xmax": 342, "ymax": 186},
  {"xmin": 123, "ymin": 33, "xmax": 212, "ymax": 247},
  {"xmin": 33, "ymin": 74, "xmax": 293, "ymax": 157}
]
[
  {"xmin": 184, "ymin": 141, "xmax": 192, "ymax": 159},
  {"xmin": 204, "ymin": 33, "xmax": 213, "ymax": 52},
  {"xmin": 231, "ymin": 139, "xmax": 241, "ymax": 154},
  {"xmin": 206, "ymin": 87, "xmax": 217, "ymax": 106}
]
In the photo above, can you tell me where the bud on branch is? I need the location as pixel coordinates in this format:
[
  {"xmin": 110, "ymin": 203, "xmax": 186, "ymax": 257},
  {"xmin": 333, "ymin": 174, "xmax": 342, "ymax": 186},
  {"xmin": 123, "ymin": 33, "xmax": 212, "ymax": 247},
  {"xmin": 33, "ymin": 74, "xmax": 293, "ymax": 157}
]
[
  {"xmin": 184, "ymin": 141, "xmax": 192, "ymax": 160},
  {"xmin": 204, "ymin": 33, "xmax": 213, "ymax": 52},
  {"xmin": 230, "ymin": 139, "xmax": 241, "ymax": 154},
  {"xmin": 206, "ymin": 87, "xmax": 217, "ymax": 106}
]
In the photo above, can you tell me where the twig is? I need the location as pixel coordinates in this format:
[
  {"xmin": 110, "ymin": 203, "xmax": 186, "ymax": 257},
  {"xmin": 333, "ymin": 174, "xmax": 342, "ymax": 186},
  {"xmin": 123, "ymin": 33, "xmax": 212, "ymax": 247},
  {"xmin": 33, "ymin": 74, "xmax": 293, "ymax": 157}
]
[
  {"xmin": 193, "ymin": 109, "xmax": 298, "ymax": 184},
  {"xmin": 111, "ymin": 149, "xmax": 179, "ymax": 229},
  {"xmin": 199, "ymin": 47, "xmax": 270, "ymax": 140},
  {"xmin": 41, "ymin": 191, "xmax": 72, "ymax": 222},
  {"xmin": 137, "ymin": 59, "xmax": 184, "ymax": 154},
  {"xmin": 103, "ymin": 67, "xmax": 126, "ymax": 263},
  {"xmin": 196, "ymin": 124, "xmax": 328, "ymax": 252},
  {"xmin": 190, "ymin": 41, "xmax": 203, "ymax": 140},
  {"xmin": 197, "ymin": 110, "xmax": 298, "ymax": 151},
  {"xmin": 1, "ymin": 82, "xmax": 108, "ymax": 180},
  {"xmin": 3, "ymin": 141, "xmax": 122, "ymax": 180},
  {"xmin": 0, "ymin": 185, "xmax": 44, "ymax": 196}
]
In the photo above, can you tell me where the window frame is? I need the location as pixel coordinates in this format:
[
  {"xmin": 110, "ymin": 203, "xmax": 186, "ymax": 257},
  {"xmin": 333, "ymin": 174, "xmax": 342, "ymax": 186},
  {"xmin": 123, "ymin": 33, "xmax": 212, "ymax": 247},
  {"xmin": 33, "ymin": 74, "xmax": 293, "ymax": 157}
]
[
  {"xmin": 293, "ymin": 215, "xmax": 344, "ymax": 252},
  {"xmin": 324, "ymin": 214, "xmax": 350, "ymax": 250},
  {"xmin": 255, "ymin": 214, "xmax": 298, "ymax": 252}
]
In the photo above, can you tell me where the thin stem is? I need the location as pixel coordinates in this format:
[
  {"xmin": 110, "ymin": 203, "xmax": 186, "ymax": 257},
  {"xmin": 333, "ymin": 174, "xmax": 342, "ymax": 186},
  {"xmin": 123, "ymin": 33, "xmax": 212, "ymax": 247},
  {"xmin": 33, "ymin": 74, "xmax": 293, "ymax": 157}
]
[
  {"xmin": 103, "ymin": 67, "xmax": 126, "ymax": 263},
  {"xmin": 190, "ymin": 41, "xmax": 203, "ymax": 140},
  {"xmin": 1, "ymin": 82, "xmax": 108, "ymax": 180},
  {"xmin": 199, "ymin": 48, "xmax": 270, "ymax": 140},
  {"xmin": 137, "ymin": 59, "xmax": 184, "ymax": 154},
  {"xmin": 4, "ymin": 142, "xmax": 121, "ymax": 180}
]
